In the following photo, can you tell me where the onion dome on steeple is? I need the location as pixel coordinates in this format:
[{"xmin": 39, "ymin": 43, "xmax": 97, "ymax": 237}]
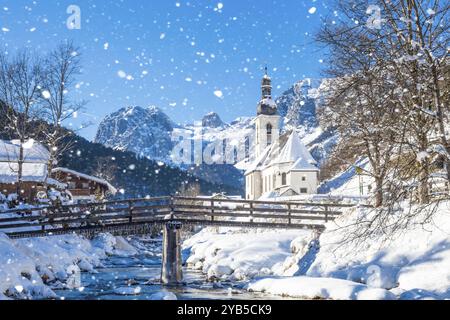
[{"xmin": 257, "ymin": 66, "xmax": 278, "ymax": 115}]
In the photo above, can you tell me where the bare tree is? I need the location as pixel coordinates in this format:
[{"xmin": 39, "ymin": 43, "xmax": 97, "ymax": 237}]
[
  {"xmin": 41, "ymin": 41, "xmax": 85, "ymax": 180},
  {"xmin": 0, "ymin": 50, "xmax": 44, "ymax": 194}
]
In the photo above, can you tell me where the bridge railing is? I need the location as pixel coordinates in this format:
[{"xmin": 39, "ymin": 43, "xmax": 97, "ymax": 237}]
[
  {"xmin": 0, "ymin": 197, "xmax": 172, "ymax": 237},
  {"xmin": 0, "ymin": 196, "xmax": 359, "ymax": 238},
  {"xmin": 171, "ymin": 197, "xmax": 347, "ymax": 227}
]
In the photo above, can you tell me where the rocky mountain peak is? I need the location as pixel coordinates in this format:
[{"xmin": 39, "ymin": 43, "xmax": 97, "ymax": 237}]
[
  {"xmin": 94, "ymin": 106, "xmax": 175, "ymax": 161},
  {"xmin": 202, "ymin": 112, "xmax": 225, "ymax": 128}
]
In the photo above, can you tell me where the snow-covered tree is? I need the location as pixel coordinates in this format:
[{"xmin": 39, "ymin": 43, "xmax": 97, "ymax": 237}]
[
  {"xmin": 317, "ymin": 0, "xmax": 449, "ymax": 206},
  {"xmin": 41, "ymin": 41, "xmax": 86, "ymax": 180},
  {"xmin": 0, "ymin": 50, "xmax": 44, "ymax": 193}
]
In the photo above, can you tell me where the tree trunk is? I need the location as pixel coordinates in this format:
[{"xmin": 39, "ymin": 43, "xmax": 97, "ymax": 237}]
[
  {"xmin": 374, "ymin": 176, "xmax": 383, "ymax": 208},
  {"xmin": 418, "ymin": 160, "xmax": 430, "ymax": 204},
  {"xmin": 17, "ymin": 138, "xmax": 24, "ymax": 196}
]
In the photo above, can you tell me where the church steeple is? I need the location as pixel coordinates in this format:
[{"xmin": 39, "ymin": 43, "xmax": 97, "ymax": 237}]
[
  {"xmin": 257, "ymin": 67, "xmax": 277, "ymax": 116},
  {"xmin": 261, "ymin": 66, "xmax": 272, "ymax": 99},
  {"xmin": 254, "ymin": 67, "xmax": 280, "ymax": 158}
]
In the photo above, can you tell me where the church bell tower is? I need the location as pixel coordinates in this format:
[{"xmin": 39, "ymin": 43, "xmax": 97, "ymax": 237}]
[{"xmin": 254, "ymin": 67, "xmax": 280, "ymax": 158}]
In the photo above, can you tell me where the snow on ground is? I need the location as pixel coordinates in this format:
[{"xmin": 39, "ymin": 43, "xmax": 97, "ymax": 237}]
[
  {"xmin": 318, "ymin": 158, "xmax": 373, "ymax": 198},
  {"xmin": 183, "ymin": 228, "xmax": 314, "ymax": 281},
  {"xmin": 302, "ymin": 201, "xmax": 450, "ymax": 299},
  {"xmin": 0, "ymin": 232, "xmax": 137, "ymax": 300},
  {"xmin": 248, "ymin": 276, "xmax": 396, "ymax": 300},
  {"xmin": 245, "ymin": 201, "xmax": 450, "ymax": 300}
]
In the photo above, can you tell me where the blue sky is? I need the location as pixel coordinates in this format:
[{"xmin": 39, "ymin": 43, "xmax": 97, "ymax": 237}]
[{"xmin": 0, "ymin": 0, "xmax": 330, "ymax": 140}]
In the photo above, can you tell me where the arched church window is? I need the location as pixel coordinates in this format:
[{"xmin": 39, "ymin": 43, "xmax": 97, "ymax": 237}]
[
  {"xmin": 267, "ymin": 123, "xmax": 273, "ymax": 145},
  {"xmin": 245, "ymin": 136, "xmax": 250, "ymax": 159},
  {"xmin": 282, "ymin": 173, "xmax": 287, "ymax": 186}
]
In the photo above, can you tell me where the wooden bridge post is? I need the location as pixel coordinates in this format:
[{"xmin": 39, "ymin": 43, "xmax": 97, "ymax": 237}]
[
  {"xmin": 128, "ymin": 201, "xmax": 134, "ymax": 223},
  {"xmin": 169, "ymin": 196, "xmax": 175, "ymax": 218},
  {"xmin": 324, "ymin": 205, "xmax": 329, "ymax": 223},
  {"xmin": 161, "ymin": 221, "xmax": 183, "ymax": 285},
  {"xmin": 211, "ymin": 199, "xmax": 215, "ymax": 222},
  {"xmin": 249, "ymin": 202, "xmax": 254, "ymax": 223},
  {"xmin": 287, "ymin": 204, "xmax": 292, "ymax": 225}
]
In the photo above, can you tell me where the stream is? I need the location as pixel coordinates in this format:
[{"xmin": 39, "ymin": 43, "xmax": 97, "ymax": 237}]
[{"xmin": 54, "ymin": 237, "xmax": 289, "ymax": 300}]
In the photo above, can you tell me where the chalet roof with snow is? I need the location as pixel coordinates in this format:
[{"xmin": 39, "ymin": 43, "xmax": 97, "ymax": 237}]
[
  {"xmin": 0, "ymin": 139, "xmax": 50, "ymax": 163},
  {"xmin": 245, "ymin": 131, "xmax": 318, "ymax": 175},
  {"xmin": 0, "ymin": 139, "xmax": 60, "ymax": 185},
  {"xmin": 52, "ymin": 167, "xmax": 118, "ymax": 195}
]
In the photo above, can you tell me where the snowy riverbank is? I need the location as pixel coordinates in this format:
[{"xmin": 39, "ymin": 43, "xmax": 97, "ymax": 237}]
[
  {"xmin": 0, "ymin": 233, "xmax": 138, "ymax": 300},
  {"xmin": 183, "ymin": 228, "xmax": 315, "ymax": 281},
  {"xmin": 183, "ymin": 201, "xmax": 450, "ymax": 300}
]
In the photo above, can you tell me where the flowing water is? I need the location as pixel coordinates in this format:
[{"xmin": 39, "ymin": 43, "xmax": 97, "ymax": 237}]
[{"xmin": 54, "ymin": 237, "xmax": 288, "ymax": 300}]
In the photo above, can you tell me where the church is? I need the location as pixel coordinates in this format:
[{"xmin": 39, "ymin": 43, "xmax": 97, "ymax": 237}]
[{"xmin": 245, "ymin": 70, "xmax": 320, "ymax": 200}]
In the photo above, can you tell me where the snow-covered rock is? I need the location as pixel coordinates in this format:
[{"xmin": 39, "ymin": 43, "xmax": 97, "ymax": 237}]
[
  {"xmin": 150, "ymin": 291, "xmax": 178, "ymax": 300},
  {"xmin": 114, "ymin": 286, "xmax": 142, "ymax": 296}
]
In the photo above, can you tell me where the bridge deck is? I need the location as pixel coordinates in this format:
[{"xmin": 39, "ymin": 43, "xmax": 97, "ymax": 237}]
[{"xmin": 0, "ymin": 196, "xmax": 355, "ymax": 238}]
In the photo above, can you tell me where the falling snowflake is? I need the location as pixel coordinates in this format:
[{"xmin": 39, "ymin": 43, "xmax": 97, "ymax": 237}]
[
  {"xmin": 308, "ymin": 7, "xmax": 317, "ymax": 14},
  {"xmin": 214, "ymin": 90, "xmax": 224, "ymax": 98},
  {"xmin": 42, "ymin": 90, "xmax": 51, "ymax": 99}
]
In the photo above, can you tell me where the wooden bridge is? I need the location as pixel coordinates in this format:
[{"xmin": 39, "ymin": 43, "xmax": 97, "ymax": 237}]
[{"xmin": 0, "ymin": 196, "xmax": 355, "ymax": 285}]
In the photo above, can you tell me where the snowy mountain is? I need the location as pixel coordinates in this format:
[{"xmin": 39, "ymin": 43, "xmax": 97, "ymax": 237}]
[
  {"xmin": 276, "ymin": 78, "xmax": 322, "ymax": 132},
  {"xmin": 95, "ymin": 106, "xmax": 176, "ymax": 162},
  {"xmin": 93, "ymin": 78, "xmax": 339, "ymax": 188},
  {"xmin": 276, "ymin": 78, "xmax": 338, "ymax": 165},
  {"xmin": 202, "ymin": 112, "xmax": 225, "ymax": 128}
]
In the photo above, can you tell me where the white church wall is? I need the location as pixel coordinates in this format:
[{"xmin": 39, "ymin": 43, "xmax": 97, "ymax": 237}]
[
  {"xmin": 246, "ymin": 171, "xmax": 263, "ymax": 200},
  {"xmin": 289, "ymin": 170, "xmax": 319, "ymax": 195}
]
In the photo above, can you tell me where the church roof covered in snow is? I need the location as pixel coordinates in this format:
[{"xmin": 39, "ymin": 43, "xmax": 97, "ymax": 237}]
[
  {"xmin": 275, "ymin": 131, "xmax": 318, "ymax": 171},
  {"xmin": 245, "ymin": 131, "xmax": 318, "ymax": 175}
]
